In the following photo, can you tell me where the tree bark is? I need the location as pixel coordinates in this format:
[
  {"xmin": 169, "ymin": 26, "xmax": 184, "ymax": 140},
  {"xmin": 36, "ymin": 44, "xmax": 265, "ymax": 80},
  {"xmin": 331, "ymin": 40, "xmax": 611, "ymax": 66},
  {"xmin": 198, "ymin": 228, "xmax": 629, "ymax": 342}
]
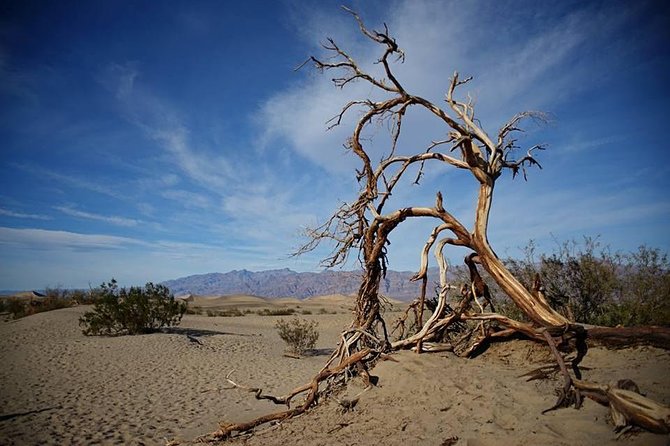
[
  {"xmin": 472, "ymin": 183, "xmax": 569, "ymax": 327},
  {"xmin": 585, "ymin": 326, "xmax": 670, "ymax": 350}
]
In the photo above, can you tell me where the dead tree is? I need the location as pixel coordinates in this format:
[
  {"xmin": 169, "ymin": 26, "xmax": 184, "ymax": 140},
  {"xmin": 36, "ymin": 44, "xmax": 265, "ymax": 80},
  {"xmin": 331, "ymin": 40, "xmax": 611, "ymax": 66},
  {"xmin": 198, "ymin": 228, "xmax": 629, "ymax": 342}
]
[
  {"xmin": 199, "ymin": 8, "xmax": 669, "ymax": 440},
  {"xmin": 296, "ymin": 7, "xmax": 572, "ymax": 359},
  {"xmin": 294, "ymin": 7, "xmax": 669, "ymax": 432}
]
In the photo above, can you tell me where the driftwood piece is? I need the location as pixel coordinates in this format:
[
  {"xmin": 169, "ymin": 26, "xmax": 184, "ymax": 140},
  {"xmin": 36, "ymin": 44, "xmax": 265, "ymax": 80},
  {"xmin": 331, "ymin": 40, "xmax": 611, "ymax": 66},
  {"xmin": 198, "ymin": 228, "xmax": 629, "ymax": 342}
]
[{"xmin": 574, "ymin": 379, "xmax": 670, "ymax": 433}]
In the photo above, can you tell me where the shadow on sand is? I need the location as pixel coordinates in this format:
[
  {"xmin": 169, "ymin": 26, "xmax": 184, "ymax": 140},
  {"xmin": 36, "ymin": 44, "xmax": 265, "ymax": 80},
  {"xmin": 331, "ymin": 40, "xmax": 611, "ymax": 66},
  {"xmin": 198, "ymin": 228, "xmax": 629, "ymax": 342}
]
[
  {"xmin": 0, "ymin": 405, "xmax": 63, "ymax": 422},
  {"xmin": 307, "ymin": 347, "xmax": 336, "ymax": 357},
  {"xmin": 159, "ymin": 327, "xmax": 259, "ymax": 338}
]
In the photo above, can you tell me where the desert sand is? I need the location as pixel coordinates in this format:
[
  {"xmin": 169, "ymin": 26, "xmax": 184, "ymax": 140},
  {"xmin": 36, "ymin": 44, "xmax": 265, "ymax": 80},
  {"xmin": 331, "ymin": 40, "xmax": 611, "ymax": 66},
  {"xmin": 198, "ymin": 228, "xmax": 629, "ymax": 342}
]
[{"xmin": 1, "ymin": 297, "xmax": 669, "ymax": 446}]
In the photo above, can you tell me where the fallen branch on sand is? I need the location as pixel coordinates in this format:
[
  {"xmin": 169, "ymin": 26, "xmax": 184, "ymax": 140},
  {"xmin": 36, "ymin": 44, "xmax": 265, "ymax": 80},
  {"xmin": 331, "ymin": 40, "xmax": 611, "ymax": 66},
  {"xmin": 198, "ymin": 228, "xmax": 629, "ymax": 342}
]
[{"xmin": 197, "ymin": 348, "xmax": 374, "ymax": 441}]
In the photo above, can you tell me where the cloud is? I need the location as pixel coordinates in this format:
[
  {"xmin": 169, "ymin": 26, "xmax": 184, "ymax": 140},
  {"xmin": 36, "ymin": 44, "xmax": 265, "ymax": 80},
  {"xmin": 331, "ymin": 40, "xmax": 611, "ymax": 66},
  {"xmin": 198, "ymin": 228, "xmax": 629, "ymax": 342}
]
[
  {"xmin": 161, "ymin": 189, "xmax": 211, "ymax": 210},
  {"xmin": 0, "ymin": 227, "xmax": 144, "ymax": 251},
  {"xmin": 0, "ymin": 225, "xmax": 328, "ymax": 289},
  {"xmin": 12, "ymin": 162, "xmax": 127, "ymax": 200},
  {"xmin": 559, "ymin": 135, "xmax": 629, "ymax": 154},
  {"xmin": 100, "ymin": 61, "xmax": 340, "ymax": 262},
  {"xmin": 0, "ymin": 226, "xmax": 223, "ymax": 254},
  {"xmin": 54, "ymin": 205, "xmax": 141, "ymax": 227},
  {"xmin": 259, "ymin": 1, "xmax": 644, "ymax": 172},
  {"xmin": 488, "ymin": 186, "xmax": 670, "ymax": 250},
  {"xmin": 0, "ymin": 208, "xmax": 51, "ymax": 220},
  {"xmin": 102, "ymin": 62, "xmax": 235, "ymax": 193},
  {"xmin": 220, "ymin": 188, "xmax": 318, "ymax": 245}
]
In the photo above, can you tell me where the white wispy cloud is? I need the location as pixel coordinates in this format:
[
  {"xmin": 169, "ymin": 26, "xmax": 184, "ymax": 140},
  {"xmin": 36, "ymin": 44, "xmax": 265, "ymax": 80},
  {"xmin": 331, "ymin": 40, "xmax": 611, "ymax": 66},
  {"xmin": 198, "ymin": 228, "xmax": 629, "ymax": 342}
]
[
  {"xmin": 489, "ymin": 187, "xmax": 670, "ymax": 248},
  {"xmin": 0, "ymin": 227, "xmax": 144, "ymax": 251},
  {"xmin": 0, "ymin": 226, "xmax": 223, "ymax": 254},
  {"xmin": 161, "ymin": 189, "xmax": 212, "ymax": 210},
  {"xmin": 12, "ymin": 162, "xmax": 127, "ymax": 200},
  {"xmin": 54, "ymin": 205, "xmax": 141, "ymax": 227},
  {"xmin": 102, "ymin": 62, "xmax": 235, "ymax": 193},
  {"xmin": 101, "ymin": 61, "xmax": 334, "ymax": 262},
  {"xmin": 559, "ymin": 135, "xmax": 629, "ymax": 154},
  {"xmin": 259, "ymin": 1, "xmax": 642, "ymax": 171},
  {"xmin": 0, "ymin": 208, "xmax": 52, "ymax": 220},
  {"xmin": 0, "ymin": 226, "xmax": 323, "ymax": 289}
]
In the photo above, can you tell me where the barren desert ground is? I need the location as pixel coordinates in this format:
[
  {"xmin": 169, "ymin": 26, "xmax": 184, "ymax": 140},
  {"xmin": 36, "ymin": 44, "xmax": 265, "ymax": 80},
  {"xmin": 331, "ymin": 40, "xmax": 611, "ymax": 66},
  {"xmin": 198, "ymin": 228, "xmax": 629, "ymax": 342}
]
[{"xmin": 1, "ymin": 296, "xmax": 669, "ymax": 446}]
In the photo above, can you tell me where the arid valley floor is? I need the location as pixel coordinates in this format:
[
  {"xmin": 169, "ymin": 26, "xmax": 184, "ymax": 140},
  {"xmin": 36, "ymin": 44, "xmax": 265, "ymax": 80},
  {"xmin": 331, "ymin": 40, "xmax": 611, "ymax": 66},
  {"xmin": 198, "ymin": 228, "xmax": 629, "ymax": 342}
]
[{"xmin": 1, "ymin": 295, "xmax": 669, "ymax": 445}]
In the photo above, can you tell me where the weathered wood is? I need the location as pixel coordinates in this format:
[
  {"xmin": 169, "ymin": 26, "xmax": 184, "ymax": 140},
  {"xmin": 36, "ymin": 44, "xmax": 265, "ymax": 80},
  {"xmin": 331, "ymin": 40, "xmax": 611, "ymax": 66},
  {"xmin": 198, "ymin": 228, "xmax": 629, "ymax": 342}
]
[
  {"xmin": 574, "ymin": 379, "xmax": 670, "ymax": 433},
  {"xmin": 585, "ymin": 326, "xmax": 670, "ymax": 350}
]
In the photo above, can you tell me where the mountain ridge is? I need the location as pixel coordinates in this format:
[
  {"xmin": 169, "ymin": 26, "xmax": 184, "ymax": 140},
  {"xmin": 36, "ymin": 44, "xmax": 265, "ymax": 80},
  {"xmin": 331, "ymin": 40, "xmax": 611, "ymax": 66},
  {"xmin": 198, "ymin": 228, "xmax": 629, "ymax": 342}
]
[{"xmin": 161, "ymin": 268, "xmax": 452, "ymax": 301}]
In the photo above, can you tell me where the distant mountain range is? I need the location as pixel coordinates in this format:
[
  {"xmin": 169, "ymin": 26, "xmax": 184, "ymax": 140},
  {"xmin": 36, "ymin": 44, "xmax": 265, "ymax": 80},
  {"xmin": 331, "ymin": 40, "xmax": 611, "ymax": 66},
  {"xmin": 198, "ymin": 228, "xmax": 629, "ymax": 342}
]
[{"xmin": 161, "ymin": 268, "xmax": 457, "ymax": 301}]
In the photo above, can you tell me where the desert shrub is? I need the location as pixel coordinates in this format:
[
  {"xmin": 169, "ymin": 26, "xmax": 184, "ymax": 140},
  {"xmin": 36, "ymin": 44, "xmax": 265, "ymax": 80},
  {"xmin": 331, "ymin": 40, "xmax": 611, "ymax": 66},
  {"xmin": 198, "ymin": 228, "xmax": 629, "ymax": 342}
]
[
  {"xmin": 185, "ymin": 306, "xmax": 201, "ymax": 315},
  {"xmin": 257, "ymin": 307, "xmax": 295, "ymax": 316},
  {"xmin": 5, "ymin": 298, "xmax": 26, "ymax": 319},
  {"xmin": 275, "ymin": 317, "xmax": 319, "ymax": 355},
  {"xmin": 220, "ymin": 307, "xmax": 244, "ymax": 317},
  {"xmin": 38, "ymin": 295, "xmax": 74, "ymax": 312},
  {"xmin": 79, "ymin": 279, "xmax": 186, "ymax": 336},
  {"xmin": 504, "ymin": 238, "xmax": 621, "ymax": 323},
  {"xmin": 300, "ymin": 309, "xmax": 312, "ymax": 315},
  {"xmin": 608, "ymin": 246, "xmax": 670, "ymax": 326},
  {"xmin": 71, "ymin": 289, "xmax": 100, "ymax": 305},
  {"xmin": 204, "ymin": 308, "xmax": 244, "ymax": 317},
  {"xmin": 3, "ymin": 291, "xmax": 76, "ymax": 319},
  {"xmin": 500, "ymin": 239, "xmax": 670, "ymax": 326}
]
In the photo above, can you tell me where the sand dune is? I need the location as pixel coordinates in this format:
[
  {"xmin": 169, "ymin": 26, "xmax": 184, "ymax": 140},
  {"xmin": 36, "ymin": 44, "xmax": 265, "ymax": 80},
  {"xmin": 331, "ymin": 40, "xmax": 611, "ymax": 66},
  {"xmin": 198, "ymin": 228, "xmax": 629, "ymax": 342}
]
[
  {"xmin": 187, "ymin": 293, "xmax": 368, "ymax": 313},
  {"xmin": 272, "ymin": 297, "xmax": 302, "ymax": 306},
  {"xmin": 1, "ymin": 306, "xmax": 669, "ymax": 445},
  {"xmin": 189, "ymin": 294, "xmax": 356, "ymax": 309},
  {"xmin": 304, "ymin": 293, "xmax": 353, "ymax": 302},
  {"xmin": 190, "ymin": 294, "xmax": 276, "ymax": 308}
]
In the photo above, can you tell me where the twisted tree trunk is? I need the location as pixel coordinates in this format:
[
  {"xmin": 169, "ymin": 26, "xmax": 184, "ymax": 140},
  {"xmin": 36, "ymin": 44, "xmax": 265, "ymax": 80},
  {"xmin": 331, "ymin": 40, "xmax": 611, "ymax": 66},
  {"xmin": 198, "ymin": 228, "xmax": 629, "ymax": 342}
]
[
  {"xmin": 472, "ymin": 183, "xmax": 568, "ymax": 327},
  {"xmin": 202, "ymin": 8, "xmax": 670, "ymax": 440}
]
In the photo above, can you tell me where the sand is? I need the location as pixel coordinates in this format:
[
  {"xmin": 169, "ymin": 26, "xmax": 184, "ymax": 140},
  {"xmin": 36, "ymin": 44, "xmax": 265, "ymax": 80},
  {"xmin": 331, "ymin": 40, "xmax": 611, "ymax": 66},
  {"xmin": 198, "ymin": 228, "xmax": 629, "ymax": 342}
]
[{"xmin": 1, "ymin": 300, "xmax": 669, "ymax": 446}]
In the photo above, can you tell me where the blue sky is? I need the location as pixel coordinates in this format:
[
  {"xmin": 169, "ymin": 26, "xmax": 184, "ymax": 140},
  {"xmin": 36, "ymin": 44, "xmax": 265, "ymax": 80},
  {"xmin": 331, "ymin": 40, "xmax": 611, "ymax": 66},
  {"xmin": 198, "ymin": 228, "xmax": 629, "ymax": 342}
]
[{"xmin": 1, "ymin": 0, "xmax": 668, "ymax": 290}]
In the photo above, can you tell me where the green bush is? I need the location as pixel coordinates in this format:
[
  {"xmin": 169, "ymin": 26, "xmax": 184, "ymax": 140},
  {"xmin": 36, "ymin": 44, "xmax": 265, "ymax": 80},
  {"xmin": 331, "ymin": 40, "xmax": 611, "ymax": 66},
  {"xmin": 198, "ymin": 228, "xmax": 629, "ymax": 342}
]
[
  {"xmin": 501, "ymin": 239, "xmax": 670, "ymax": 326},
  {"xmin": 275, "ymin": 317, "xmax": 319, "ymax": 355},
  {"xmin": 79, "ymin": 279, "xmax": 186, "ymax": 336}
]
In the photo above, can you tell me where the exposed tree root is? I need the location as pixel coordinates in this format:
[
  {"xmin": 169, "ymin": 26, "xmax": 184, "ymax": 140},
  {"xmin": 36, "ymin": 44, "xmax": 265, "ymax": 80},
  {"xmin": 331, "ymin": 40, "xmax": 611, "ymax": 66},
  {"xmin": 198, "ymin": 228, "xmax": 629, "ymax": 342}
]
[
  {"xmin": 197, "ymin": 348, "xmax": 374, "ymax": 442},
  {"xmin": 540, "ymin": 329, "xmax": 583, "ymax": 413}
]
